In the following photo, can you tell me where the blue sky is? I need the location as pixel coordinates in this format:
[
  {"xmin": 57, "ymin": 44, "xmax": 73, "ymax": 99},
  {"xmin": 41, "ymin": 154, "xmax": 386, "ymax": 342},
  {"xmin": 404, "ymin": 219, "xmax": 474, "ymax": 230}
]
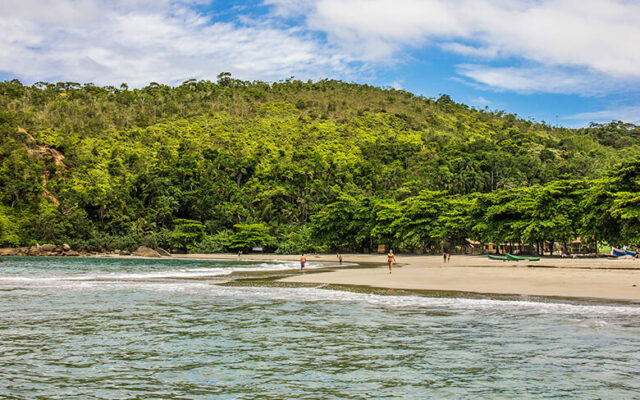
[{"xmin": 1, "ymin": 0, "xmax": 639, "ymax": 127}]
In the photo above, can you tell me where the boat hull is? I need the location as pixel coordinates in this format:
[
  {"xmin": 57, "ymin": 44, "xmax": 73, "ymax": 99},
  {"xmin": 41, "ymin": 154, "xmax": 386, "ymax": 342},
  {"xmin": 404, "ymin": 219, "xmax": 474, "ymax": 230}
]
[{"xmin": 505, "ymin": 254, "xmax": 540, "ymax": 261}]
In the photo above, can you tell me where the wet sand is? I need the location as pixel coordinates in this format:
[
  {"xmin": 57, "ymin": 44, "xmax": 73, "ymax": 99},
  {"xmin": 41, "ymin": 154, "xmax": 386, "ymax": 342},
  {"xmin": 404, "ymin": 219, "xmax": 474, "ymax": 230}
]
[{"xmin": 174, "ymin": 253, "xmax": 640, "ymax": 301}]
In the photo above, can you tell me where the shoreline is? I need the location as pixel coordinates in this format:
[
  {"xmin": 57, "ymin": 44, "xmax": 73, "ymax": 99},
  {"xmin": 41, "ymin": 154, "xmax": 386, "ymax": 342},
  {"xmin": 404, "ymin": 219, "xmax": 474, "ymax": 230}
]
[
  {"xmin": 275, "ymin": 254, "xmax": 640, "ymax": 302},
  {"xmin": 104, "ymin": 252, "xmax": 640, "ymax": 301},
  {"xmin": 3, "ymin": 252, "xmax": 640, "ymax": 302}
]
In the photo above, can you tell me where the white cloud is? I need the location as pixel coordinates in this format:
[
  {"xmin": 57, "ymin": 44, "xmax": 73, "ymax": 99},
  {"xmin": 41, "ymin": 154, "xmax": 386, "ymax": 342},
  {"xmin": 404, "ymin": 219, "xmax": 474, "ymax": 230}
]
[
  {"xmin": 565, "ymin": 105, "xmax": 640, "ymax": 125},
  {"xmin": 3, "ymin": 0, "xmax": 640, "ymax": 96},
  {"xmin": 469, "ymin": 96, "xmax": 493, "ymax": 108},
  {"xmin": 455, "ymin": 64, "xmax": 628, "ymax": 95},
  {"xmin": 0, "ymin": 0, "xmax": 356, "ymax": 86},
  {"xmin": 390, "ymin": 80, "xmax": 403, "ymax": 90},
  {"xmin": 268, "ymin": 0, "xmax": 640, "ymax": 94}
]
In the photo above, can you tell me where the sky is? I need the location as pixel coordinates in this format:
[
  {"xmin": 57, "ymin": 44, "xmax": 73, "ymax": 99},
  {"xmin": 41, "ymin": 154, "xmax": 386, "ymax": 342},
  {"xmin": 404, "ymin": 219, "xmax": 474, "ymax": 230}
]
[{"xmin": 1, "ymin": 0, "xmax": 639, "ymax": 127}]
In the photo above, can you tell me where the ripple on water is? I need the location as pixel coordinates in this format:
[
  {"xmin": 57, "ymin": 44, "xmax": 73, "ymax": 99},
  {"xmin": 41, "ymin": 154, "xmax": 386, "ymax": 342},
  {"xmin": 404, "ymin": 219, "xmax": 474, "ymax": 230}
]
[{"xmin": 1, "ymin": 258, "xmax": 640, "ymax": 399}]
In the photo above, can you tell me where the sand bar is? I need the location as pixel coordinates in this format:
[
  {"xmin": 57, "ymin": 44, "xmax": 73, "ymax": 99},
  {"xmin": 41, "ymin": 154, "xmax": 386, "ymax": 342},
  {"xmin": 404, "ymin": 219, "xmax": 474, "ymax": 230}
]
[
  {"xmin": 278, "ymin": 254, "xmax": 640, "ymax": 301},
  {"xmin": 172, "ymin": 253, "xmax": 640, "ymax": 301}
]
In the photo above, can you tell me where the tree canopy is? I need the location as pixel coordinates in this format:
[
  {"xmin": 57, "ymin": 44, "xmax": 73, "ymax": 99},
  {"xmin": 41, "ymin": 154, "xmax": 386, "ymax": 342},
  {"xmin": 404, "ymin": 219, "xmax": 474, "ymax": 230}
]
[{"xmin": 1, "ymin": 77, "xmax": 639, "ymax": 253}]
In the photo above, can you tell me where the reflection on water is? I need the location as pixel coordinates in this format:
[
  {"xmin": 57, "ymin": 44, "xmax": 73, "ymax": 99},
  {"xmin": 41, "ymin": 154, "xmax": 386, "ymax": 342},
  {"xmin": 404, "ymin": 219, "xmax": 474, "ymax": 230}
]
[{"xmin": 1, "ymin": 257, "xmax": 639, "ymax": 399}]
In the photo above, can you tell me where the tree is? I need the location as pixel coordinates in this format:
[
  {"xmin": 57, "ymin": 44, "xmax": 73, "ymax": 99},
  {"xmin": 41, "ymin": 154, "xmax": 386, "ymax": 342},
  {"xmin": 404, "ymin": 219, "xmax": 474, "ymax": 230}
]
[
  {"xmin": 0, "ymin": 206, "xmax": 20, "ymax": 246},
  {"xmin": 396, "ymin": 191, "xmax": 448, "ymax": 252},
  {"xmin": 169, "ymin": 219, "xmax": 205, "ymax": 253},
  {"xmin": 227, "ymin": 223, "xmax": 275, "ymax": 250}
]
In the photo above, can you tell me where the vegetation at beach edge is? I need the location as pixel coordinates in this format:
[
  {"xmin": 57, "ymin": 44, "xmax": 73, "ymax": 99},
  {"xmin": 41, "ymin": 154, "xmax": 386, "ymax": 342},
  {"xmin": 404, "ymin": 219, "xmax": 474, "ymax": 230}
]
[{"xmin": 1, "ymin": 75, "xmax": 640, "ymax": 254}]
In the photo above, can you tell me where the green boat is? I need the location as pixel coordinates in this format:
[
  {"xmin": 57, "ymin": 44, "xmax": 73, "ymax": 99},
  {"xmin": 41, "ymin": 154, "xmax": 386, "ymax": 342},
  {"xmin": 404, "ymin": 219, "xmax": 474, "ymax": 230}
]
[
  {"xmin": 487, "ymin": 254, "xmax": 507, "ymax": 261},
  {"xmin": 505, "ymin": 253, "xmax": 540, "ymax": 261}
]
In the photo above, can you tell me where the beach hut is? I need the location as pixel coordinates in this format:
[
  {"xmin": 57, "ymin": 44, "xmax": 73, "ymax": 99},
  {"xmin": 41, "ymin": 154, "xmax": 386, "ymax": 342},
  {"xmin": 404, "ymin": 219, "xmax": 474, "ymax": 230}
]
[
  {"xmin": 465, "ymin": 239, "xmax": 483, "ymax": 255},
  {"xmin": 483, "ymin": 242, "xmax": 498, "ymax": 254}
]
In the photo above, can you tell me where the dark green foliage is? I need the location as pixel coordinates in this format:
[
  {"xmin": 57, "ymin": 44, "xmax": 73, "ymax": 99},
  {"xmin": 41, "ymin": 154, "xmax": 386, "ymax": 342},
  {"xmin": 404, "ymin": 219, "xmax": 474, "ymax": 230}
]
[
  {"xmin": 227, "ymin": 223, "xmax": 275, "ymax": 250},
  {"xmin": 169, "ymin": 219, "xmax": 205, "ymax": 252},
  {"xmin": 1, "ymin": 77, "xmax": 639, "ymax": 252}
]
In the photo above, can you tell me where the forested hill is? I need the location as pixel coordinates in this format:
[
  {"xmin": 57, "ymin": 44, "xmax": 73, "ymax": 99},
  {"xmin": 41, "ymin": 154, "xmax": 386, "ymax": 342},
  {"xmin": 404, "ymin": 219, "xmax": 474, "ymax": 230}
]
[{"xmin": 1, "ymin": 76, "xmax": 639, "ymax": 253}]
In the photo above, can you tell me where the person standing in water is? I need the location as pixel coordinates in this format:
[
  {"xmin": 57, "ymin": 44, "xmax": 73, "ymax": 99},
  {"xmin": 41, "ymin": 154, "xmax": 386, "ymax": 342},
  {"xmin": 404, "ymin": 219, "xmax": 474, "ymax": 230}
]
[
  {"xmin": 387, "ymin": 250, "xmax": 396, "ymax": 274},
  {"xmin": 300, "ymin": 254, "xmax": 306, "ymax": 273},
  {"xmin": 337, "ymin": 253, "xmax": 343, "ymax": 265}
]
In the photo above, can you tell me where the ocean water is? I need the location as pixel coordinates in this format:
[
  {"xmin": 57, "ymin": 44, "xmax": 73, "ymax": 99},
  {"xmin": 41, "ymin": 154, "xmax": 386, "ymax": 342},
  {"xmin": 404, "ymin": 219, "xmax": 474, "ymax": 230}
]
[{"xmin": 1, "ymin": 257, "xmax": 639, "ymax": 399}]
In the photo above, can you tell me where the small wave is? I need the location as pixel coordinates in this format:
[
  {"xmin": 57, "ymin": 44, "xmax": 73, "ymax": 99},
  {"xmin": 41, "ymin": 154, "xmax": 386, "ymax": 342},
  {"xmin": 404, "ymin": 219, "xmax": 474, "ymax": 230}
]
[
  {"xmin": 67, "ymin": 268, "xmax": 232, "ymax": 280},
  {"xmin": 3, "ymin": 267, "xmax": 638, "ymax": 317},
  {"xmin": 578, "ymin": 319, "xmax": 609, "ymax": 328},
  {"xmin": 0, "ymin": 261, "xmax": 331, "ymax": 283},
  {"xmin": 192, "ymin": 286, "xmax": 640, "ymax": 317}
]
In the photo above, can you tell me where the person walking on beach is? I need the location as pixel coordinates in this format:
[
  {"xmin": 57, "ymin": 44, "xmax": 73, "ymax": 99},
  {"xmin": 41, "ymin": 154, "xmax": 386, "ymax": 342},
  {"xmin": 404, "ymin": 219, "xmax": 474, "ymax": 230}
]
[
  {"xmin": 443, "ymin": 252, "xmax": 447, "ymax": 263},
  {"xmin": 337, "ymin": 253, "xmax": 343, "ymax": 265},
  {"xmin": 300, "ymin": 254, "xmax": 306, "ymax": 273},
  {"xmin": 387, "ymin": 250, "xmax": 396, "ymax": 274}
]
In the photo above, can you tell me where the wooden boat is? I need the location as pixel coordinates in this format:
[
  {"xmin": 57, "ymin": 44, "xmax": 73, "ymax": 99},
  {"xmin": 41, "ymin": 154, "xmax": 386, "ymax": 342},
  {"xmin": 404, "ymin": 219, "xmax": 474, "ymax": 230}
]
[{"xmin": 487, "ymin": 254, "xmax": 507, "ymax": 261}]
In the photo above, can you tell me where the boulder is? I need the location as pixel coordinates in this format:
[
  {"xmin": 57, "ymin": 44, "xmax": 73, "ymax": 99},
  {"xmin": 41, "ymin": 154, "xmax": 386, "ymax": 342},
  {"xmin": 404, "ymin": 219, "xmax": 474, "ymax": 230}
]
[
  {"xmin": 155, "ymin": 248, "xmax": 171, "ymax": 257},
  {"xmin": 0, "ymin": 248, "xmax": 19, "ymax": 256},
  {"xmin": 62, "ymin": 243, "xmax": 71, "ymax": 251},
  {"xmin": 27, "ymin": 245, "xmax": 41, "ymax": 256},
  {"xmin": 132, "ymin": 246, "xmax": 161, "ymax": 258},
  {"xmin": 64, "ymin": 250, "xmax": 80, "ymax": 256},
  {"xmin": 120, "ymin": 250, "xmax": 131, "ymax": 255},
  {"xmin": 39, "ymin": 244, "xmax": 57, "ymax": 252}
]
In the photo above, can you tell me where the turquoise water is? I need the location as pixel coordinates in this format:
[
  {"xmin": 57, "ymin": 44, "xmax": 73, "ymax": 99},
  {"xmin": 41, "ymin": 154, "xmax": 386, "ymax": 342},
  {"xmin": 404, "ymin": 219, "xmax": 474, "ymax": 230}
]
[{"xmin": 1, "ymin": 257, "xmax": 640, "ymax": 399}]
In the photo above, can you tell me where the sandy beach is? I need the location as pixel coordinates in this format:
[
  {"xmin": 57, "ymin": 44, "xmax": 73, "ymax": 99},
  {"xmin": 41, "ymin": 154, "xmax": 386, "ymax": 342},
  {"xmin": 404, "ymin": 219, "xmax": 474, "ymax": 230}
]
[{"xmin": 177, "ymin": 253, "xmax": 640, "ymax": 301}]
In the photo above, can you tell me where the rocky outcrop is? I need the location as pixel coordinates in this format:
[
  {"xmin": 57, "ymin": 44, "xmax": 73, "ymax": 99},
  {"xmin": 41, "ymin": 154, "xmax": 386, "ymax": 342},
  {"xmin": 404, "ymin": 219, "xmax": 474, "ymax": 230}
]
[
  {"xmin": 39, "ymin": 244, "xmax": 57, "ymax": 252},
  {"xmin": 20, "ymin": 126, "xmax": 66, "ymax": 207},
  {"xmin": 24, "ymin": 243, "xmax": 64, "ymax": 256},
  {"xmin": 132, "ymin": 246, "xmax": 161, "ymax": 257},
  {"xmin": 0, "ymin": 248, "xmax": 19, "ymax": 256},
  {"xmin": 155, "ymin": 248, "xmax": 171, "ymax": 257},
  {"xmin": 27, "ymin": 245, "xmax": 40, "ymax": 256}
]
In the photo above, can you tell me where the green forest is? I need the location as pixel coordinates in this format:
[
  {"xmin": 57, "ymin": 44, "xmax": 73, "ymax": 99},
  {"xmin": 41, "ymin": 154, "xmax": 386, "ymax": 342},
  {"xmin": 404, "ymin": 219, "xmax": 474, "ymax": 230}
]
[{"xmin": 1, "ymin": 75, "xmax": 640, "ymax": 254}]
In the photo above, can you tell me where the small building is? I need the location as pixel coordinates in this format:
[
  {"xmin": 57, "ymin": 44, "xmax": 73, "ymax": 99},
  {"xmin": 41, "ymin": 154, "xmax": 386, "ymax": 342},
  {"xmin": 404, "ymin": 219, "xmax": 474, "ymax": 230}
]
[
  {"xmin": 465, "ymin": 239, "xmax": 483, "ymax": 255},
  {"xmin": 569, "ymin": 237, "xmax": 596, "ymax": 254},
  {"xmin": 484, "ymin": 242, "xmax": 498, "ymax": 254}
]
